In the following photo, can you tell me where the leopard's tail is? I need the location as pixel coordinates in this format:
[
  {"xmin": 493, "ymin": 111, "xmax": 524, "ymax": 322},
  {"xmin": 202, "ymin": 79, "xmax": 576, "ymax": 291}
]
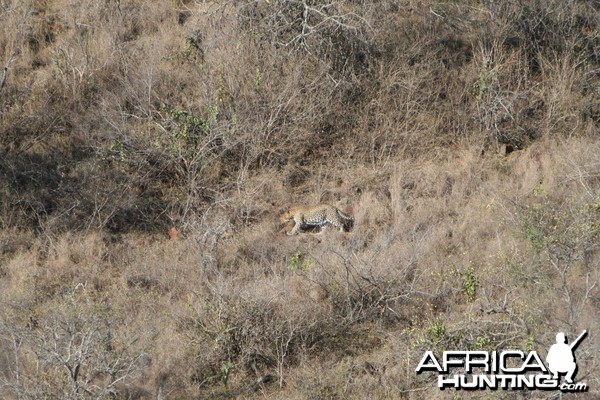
[{"xmin": 336, "ymin": 209, "xmax": 354, "ymax": 232}]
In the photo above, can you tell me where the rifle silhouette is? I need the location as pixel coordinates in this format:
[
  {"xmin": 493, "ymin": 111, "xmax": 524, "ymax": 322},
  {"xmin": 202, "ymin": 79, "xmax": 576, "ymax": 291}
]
[{"xmin": 569, "ymin": 330, "xmax": 587, "ymax": 351}]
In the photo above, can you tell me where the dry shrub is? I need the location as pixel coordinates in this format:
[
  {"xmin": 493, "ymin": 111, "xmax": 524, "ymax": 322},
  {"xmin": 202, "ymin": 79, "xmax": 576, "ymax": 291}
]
[
  {"xmin": 2, "ymin": 0, "xmax": 598, "ymax": 233},
  {"xmin": 0, "ymin": 0, "xmax": 599, "ymax": 398},
  {"xmin": 182, "ymin": 275, "xmax": 331, "ymax": 391},
  {"xmin": 0, "ymin": 235, "xmax": 150, "ymax": 398}
]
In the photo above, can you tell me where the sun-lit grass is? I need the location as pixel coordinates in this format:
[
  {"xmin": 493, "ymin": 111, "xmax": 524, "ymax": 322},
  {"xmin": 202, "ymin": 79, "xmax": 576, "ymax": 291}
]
[{"xmin": 0, "ymin": 0, "xmax": 598, "ymax": 398}]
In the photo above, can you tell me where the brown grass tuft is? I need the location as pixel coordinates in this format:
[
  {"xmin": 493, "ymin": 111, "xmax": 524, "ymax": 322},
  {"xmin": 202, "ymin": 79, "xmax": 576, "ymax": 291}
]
[{"xmin": 1, "ymin": 0, "xmax": 598, "ymax": 398}]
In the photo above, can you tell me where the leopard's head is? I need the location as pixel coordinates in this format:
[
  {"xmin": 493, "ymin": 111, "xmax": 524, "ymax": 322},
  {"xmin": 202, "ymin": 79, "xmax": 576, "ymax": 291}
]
[
  {"xmin": 280, "ymin": 208, "xmax": 294, "ymax": 223},
  {"xmin": 281, "ymin": 206, "xmax": 304, "ymax": 224}
]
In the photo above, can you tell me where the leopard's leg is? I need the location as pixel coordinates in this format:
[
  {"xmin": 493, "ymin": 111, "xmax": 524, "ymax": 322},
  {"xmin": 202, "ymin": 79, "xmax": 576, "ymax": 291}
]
[
  {"xmin": 335, "ymin": 209, "xmax": 354, "ymax": 232},
  {"xmin": 287, "ymin": 215, "xmax": 303, "ymax": 235},
  {"xmin": 328, "ymin": 218, "xmax": 345, "ymax": 232},
  {"xmin": 313, "ymin": 225, "xmax": 327, "ymax": 234}
]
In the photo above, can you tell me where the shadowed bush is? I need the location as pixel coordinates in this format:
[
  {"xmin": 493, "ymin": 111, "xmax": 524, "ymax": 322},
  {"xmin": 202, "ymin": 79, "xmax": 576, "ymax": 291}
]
[{"xmin": 0, "ymin": 0, "xmax": 598, "ymax": 398}]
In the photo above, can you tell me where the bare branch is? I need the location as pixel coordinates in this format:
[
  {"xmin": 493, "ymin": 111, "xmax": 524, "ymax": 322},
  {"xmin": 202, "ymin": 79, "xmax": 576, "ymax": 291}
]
[{"xmin": 0, "ymin": 51, "xmax": 17, "ymax": 93}]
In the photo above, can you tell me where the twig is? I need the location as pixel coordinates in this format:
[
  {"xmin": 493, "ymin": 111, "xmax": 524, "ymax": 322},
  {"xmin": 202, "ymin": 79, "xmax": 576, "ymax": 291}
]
[{"xmin": 0, "ymin": 51, "xmax": 18, "ymax": 93}]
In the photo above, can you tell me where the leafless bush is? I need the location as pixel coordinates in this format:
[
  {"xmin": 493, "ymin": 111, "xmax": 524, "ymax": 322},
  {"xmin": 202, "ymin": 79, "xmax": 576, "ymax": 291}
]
[
  {"xmin": 0, "ymin": 285, "xmax": 148, "ymax": 399},
  {"xmin": 185, "ymin": 277, "xmax": 331, "ymax": 391},
  {"xmin": 0, "ymin": 0, "xmax": 599, "ymax": 398}
]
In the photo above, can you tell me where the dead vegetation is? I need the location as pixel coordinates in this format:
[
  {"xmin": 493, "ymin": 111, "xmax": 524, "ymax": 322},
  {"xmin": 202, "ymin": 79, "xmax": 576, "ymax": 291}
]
[{"xmin": 0, "ymin": 0, "xmax": 599, "ymax": 398}]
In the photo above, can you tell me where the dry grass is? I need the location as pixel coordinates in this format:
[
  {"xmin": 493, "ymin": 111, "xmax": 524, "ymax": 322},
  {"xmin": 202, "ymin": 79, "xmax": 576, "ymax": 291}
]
[{"xmin": 1, "ymin": 0, "xmax": 599, "ymax": 398}]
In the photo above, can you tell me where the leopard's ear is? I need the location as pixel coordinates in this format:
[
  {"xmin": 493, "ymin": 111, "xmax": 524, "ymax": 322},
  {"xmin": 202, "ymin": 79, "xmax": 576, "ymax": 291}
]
[{"xmin": 280, "ymin": 204, "xmax": 299, "ymax": 213}]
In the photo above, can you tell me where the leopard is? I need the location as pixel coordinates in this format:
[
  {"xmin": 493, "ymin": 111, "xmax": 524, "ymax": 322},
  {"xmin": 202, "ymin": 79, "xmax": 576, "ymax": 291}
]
[{"xmin": 281, "ymin": 204, "xmax": 354, "ymax": 236}]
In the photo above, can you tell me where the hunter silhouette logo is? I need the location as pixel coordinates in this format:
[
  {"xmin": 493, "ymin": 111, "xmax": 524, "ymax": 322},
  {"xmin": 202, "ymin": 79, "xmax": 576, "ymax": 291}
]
[
  {"xmin": 415, "ymin": 330, "xmax": 589, "ymax": 392},
  {"xmin": 546, "ymin": 330, "xmax": 587, "ymax": 384}
]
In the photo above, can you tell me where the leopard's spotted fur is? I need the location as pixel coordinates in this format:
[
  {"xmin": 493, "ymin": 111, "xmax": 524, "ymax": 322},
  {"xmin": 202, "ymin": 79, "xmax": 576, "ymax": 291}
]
[{"xmin": 281, "ymin": 204, "xmax": 354, "ymax": 236}]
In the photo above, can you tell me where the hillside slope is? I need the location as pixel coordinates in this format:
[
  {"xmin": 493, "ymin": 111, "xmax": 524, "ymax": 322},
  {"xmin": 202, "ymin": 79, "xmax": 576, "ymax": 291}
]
[{"xmin": 0, "ymin": 1, "xmax": 598, "ymax": 398}]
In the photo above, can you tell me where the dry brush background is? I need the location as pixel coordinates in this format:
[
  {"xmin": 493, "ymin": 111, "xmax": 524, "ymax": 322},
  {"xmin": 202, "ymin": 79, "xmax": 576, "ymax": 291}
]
[{"xmin": 0, "ymin": 0, "xmax": 599, "ymax": 398}]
